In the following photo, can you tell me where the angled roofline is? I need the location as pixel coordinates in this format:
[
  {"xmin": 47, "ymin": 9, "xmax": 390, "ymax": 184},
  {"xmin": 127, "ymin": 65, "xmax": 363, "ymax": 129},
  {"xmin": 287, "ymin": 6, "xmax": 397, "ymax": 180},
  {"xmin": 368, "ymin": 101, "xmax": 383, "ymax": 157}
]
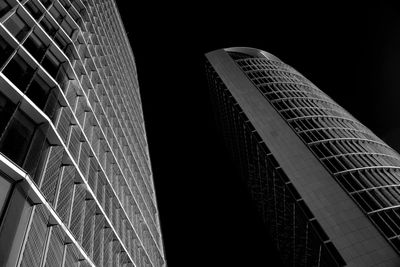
[{"xmin": 223, "ymin": 47, "xmax": 281, "ymax": 61}]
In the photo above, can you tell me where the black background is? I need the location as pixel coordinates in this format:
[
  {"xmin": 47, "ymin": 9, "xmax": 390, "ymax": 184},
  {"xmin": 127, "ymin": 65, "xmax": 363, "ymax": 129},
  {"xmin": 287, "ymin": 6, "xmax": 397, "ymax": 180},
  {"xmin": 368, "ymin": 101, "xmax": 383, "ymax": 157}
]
[{"xmin": 117, "ymin": 2, "xmax": 400, "ymax": 266}]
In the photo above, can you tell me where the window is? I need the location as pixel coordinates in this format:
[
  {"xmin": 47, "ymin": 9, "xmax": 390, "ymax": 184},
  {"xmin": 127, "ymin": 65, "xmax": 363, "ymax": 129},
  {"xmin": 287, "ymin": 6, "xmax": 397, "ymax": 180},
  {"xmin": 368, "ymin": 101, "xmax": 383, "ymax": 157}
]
[
  {"xmin": 370, "ymin": 213, "xmax": 395, "ymax": 237},
  {"xmin": 4, "ymin": 13, "xmax": 30, "ymax": 42},
  {"xmin": 40, "ymin": 16, "xmax": 58, "ymax": 37},
  {"xmin": 0, "ymin": 110, "xmax": 35, "ymax": 166},
  {"xmin": 64, "ymin": 44, "xmax": 75, "ymax": 62},
  {"xmin": 25, "ymin": 73, "xmax": 52, "ymax": 109},
  {"xmin": 0, "ymin": 1, "xmax": 11, "ymax": 17},
  {"xmin": 42, "ymin": 50, "xmax": 60, "ymax": 78},
  {"xmin": 61, "ymin": 19, "xmax": 74, "ymax": 37},
  {"xmin": 3, "ymin": 54, "xmax": 35, "ymax": 90},
  {"xmin": 0, "ymin": 184, "xmax": 33, "ymax": 266},
  {"xmin": 0, "ymin": 91, "xmax": 16, "ymax": 136},
  {"xmin": 39, "ymin": 0, "xmax": 52, "ymax": 8},
  {"xmin": 0, "ymin": 34, "xmax": 14, "ymax": 68},
  {"xmin": 43, "ymin": 91, "xmax": 60, "ymax": 122},
  {"xmin": 24, "ymin": 0, "xmax": 43, "ymax": 20},
  {"xmin": 0, "ymin": 175, "xmax": 12, "ymax": 219},
  {"xmin": 56, "ymin": 64, "xmax": 72, "ymax": 92},
  {"xmin": 340, "ymin": 172, "xmax": 363, "ymax": 192},
  {"xmin": 58, "ymin": 0, "xmax": 71, "ymax": 9},
  {"xmin": 49, "ymin": 5, "xmax": 63, "ymax": 24},
  {"xmin": 53, "ymin": 31, "xmax": 68, "ymax": 50},
  {"xmin": 23, "ymin": 124, "xmax": 50, "ymax": 182},
  {"xmin": 23, "ymin": 32, "xmax": 47, "ymax": 62}
]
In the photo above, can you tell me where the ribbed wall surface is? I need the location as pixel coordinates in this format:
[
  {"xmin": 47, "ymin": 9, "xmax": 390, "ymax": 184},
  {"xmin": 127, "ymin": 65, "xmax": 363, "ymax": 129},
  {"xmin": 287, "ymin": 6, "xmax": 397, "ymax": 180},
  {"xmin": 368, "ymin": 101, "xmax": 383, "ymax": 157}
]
[
  {"xmin": 0, "ymin": 0, "xmax": 165, "ymax": 266},
  {"xmin": 228, "ymin": 50, "xmax": 400, "ymax": 256}
]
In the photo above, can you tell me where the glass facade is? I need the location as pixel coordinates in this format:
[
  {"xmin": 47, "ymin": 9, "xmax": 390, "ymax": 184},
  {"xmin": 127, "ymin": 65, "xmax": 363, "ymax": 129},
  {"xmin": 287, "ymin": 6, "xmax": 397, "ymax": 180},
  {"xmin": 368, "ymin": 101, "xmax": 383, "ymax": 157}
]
[
  {"xmin": 206, "ymin": 47, "xmax": 400, "ymax": 266},
  {"xmin": 0, "ymin": 0, "xmax": 165, "ymax": 266},
  {"xmin": 206, "ymin": 61, "xmax": 345, "ymax": 267}
]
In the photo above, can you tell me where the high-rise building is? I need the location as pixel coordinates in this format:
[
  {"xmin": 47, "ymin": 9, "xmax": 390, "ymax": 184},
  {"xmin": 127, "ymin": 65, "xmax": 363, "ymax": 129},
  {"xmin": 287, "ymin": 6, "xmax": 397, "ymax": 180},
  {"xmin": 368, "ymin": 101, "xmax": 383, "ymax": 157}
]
[
  {"xmin": 0, "ymin": 0, "xmax": 165, "ymax": 266},
  {"xmin": 206, "ymin": 47, "xmax": 400, "ymax": 266}
]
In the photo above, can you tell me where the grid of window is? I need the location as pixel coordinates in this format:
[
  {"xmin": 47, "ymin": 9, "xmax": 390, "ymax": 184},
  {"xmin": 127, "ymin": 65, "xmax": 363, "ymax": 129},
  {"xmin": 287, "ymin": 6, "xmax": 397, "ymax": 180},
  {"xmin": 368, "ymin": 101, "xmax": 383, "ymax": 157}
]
[
  {"xmin": 0, "ymin": 0, "xmax": 164, "ymax": 266},
  {"xmin": 206, "ymin": 61, "xmax": 346, "ymax": 267},
  {"xmin": 230, "ymin": 52, "xmax": 400, "ymax": 255}
]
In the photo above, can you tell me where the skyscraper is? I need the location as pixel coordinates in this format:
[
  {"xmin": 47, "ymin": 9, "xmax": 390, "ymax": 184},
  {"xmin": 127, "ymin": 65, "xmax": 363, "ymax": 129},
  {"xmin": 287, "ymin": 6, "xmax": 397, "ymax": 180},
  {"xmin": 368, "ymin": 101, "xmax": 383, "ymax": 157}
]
[
  {"xmin": 0, "ymin": 0, "xmax": 165, "ymax": 266},
  {"xmin": 206, "ymin": 47, "xmax": 400, "ymax": 266}
]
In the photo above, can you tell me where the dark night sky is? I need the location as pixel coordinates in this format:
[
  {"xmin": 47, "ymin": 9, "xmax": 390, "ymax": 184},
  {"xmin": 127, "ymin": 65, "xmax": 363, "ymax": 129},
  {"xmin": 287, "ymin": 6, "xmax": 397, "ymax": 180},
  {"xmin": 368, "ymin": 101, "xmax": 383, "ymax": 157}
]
[{"xmin": 117, "ymin": 3, "xmax": 400, "ymax": 266}]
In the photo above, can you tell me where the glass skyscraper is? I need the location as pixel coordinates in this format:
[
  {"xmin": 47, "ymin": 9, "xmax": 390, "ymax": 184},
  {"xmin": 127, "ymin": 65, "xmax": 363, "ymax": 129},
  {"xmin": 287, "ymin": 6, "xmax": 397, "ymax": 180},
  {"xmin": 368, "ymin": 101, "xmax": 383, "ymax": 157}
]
[
  {"xmin": 206, "ymin": 47, "xmax": 400, "ymax": 266},
  {"xmin": 0, "ymin": 0, "xmax": 165, "ymax": 266}
]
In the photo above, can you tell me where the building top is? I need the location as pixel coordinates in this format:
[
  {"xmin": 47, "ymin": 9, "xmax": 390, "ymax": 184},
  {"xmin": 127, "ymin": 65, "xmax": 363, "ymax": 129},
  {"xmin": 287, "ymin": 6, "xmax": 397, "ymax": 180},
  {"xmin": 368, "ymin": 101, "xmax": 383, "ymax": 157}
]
[{"xmin": 223, "ymin": 47, "xmax": 281, "ymax": 61}]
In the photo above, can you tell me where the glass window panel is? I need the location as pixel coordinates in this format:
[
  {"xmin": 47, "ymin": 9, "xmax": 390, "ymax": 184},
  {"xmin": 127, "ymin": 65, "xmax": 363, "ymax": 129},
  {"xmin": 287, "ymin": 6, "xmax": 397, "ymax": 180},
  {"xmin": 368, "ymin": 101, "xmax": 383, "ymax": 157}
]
[
  {"xmin": 360, "ymin": 191, "xmax": 381, "ymax": 211},
  {"xmin": 391, "ymin": 237, "xmax": 400, "ymax": 252},
  {"xmin": 39, "ymin": 0, "xmax": 52, "ymax": 8},
  {"xmin": 49, "ymin": 6, "xmax": 63, "ymax": 24},
  {"xmin": 353, "ymin": 193, "xmax": 372, "ymax": 213},
  {"xmin": 388, "ymin": 187, "xmax": 400, "ymax": 203},
  {"xmin": 32, "ymin": 139, "xmax": 50, "ymax": 184},
  {"xmin": 40, "ymin": 16, "xmax": 58, "ymax": 37},
  {"xmin": 43, "ymin": 90, "xmax": 60, "ymax": 122},
  {"xmin": 2, "ymin": 53, "xmax": 35, "ymax": 90},
  {"xmin": 42, "ymin": 51, "xmax": 60, "ymax": 78},
  {"xmin": 0, "ymin": 0, "xmax": 12, "ymax": 18},
  {"xmin": 59, "ymin": 0, "xmax": 70, "ymax": 9},
  {"xmin": 0, "ymin": 91, "xmax": 17, "ymax": 137},
  {"xmin": 0, "ymin": 110, "xmax": 35, "ymax": 166},
  {"xmin": 23, "ymin": 124, "xmax": 49, "ymax": 181},
  {"xmin": 380, "ymin": 213, "xmax": 400, "ymax": 238},
  {"xmin": 24, "ymin": 0, "xmax": 43, "ymax": 20},
  {"xmin": 0, "ymin": 176, "xmax": 11, "ymax": 218},
  {"xmin": 0, "ymin": 34, "xmax": 14, "ymax": 68},
  {"xmin": 23, "ymin": 32, "xmax": 47, "ymax": 62},
  {"xmin": 370, "ymin": 213, "xmax": 395, "ymax": 237},
  {"xmin": 0, "ymin": 185, "xmax": 33, "ymax": 266},
  {"xmin": 53, "ymin": 31, "xmax": 68, "ymax": 50},
  {"xmin": 343, "ymin": 173, "xmax": 363, "ymax": 191},
  {"xmin": 25, "ymin": 73, "xmax": 52, "ymax": 108},
  {"xmin": 369, "ymin": 189, "xmax": 391, "ymax": 208},
  {"xmin": 55, "ymin": 64, "xmax": 71, "ymax": 92},
  {"xmin": 4, "ymin": 13, "xmax": 30, "ymax": 41},
  {"xmin": 64, "ymin": 44, "xmax": 75, "ymax": 62},
  {"xmin": 61, "ymin": 20, "xmax": 73, "ymax": 37},
  {"xmin": 380, "ymin": 188, "xmax": 398, "ymax": 206}
]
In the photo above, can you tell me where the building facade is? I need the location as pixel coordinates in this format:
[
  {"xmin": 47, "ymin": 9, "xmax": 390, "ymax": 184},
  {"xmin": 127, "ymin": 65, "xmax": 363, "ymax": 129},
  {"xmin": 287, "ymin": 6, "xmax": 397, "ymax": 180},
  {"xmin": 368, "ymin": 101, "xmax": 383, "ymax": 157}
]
[
  {"xmin": 0, "ymin": 0, "xmax": 165, "ymax": 266},
  {"xmin": 206, "ymin": 47, "xmax": 400, "ymax": 266}
]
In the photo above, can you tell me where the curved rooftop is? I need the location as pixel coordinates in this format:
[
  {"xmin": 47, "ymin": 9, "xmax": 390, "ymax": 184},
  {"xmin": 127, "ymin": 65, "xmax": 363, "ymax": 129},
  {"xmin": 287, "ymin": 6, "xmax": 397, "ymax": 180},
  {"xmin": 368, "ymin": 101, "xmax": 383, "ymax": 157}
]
[{"xmin": 224, "ymin": 47, "xmax": 282, "ymax": 62}]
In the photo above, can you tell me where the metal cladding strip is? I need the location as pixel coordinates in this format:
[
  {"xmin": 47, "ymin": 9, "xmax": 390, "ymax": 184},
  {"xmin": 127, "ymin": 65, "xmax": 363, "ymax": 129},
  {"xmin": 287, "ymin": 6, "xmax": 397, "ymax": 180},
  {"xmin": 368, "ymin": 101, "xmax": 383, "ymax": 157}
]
[
  {"xmin": 322, "ymin": 152, "xmax": 400, "ymax": 163},
  {"xmin": 308, "ymin": 137, "xmax": 392, "ymax": 151},
  {"xmin": 288, "ymin": 114, "xmax": 377, "ymax": 135},
  {"xmin": 270, "ymin": 96, "xmax": 345, "ymax": 112}
]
